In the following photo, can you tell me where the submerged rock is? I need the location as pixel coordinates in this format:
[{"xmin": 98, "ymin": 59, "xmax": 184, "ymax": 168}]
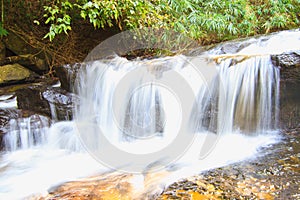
[{"xmin": 40, "ymin": 173, "xmax": 134, "ymax": 200}]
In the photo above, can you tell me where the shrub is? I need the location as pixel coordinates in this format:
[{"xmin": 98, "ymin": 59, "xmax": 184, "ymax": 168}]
[{"xmin": 41, "ymin": 0, "xmax": 300, "ymax": 43}]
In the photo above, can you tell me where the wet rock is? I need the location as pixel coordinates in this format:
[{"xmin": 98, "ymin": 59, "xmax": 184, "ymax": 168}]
[
  {"xmin": 271, "ymin": 52, "xmax": 300, "ymax": 68},
  {"xmin": 16, "ymin": 85, "xmax": 51, "ymax": 117},
  {"xmin": 0, "ymin": 77, "xmax": 58, "ymax": 96},
  {"xmin": 41, "ymin": 173, "xmax": 134, "ymax": 200},
  {"xmin": 0, "ymin": 63, "xmax": 38, "ymax": 85},
  {"xmin": 272, "ymin": 52, "xmax": 300, "ymax": 84},
  {"xmin": 280, "ymin": 81, "xmax": 300, "ymax": 129},
  {"xmin": 16, "ymin": 85, "xmax": 77, "ymax": 121},
  {"xmin": 42, "ymin": 87, "xmax": 78, "ymax": 121},
  {"xmin": 54, "ymin": 63, "xmax": 82, "ymax": 92},
  {"xmin": 208, "ymin": 34, "xmax": 270, "ymax": 55},
  {"xmin": 2, "ymin": 113, "xmax": 52, "ymax": 151},
  {"xmin": 0, "ymin": 109, "xmax": 19, "ymax": 131},
  {"xmin": 218, "ymin": 39, "xmax": 256, "ymax": 54}
]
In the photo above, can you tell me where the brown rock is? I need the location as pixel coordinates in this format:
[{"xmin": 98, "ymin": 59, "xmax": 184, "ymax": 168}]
[
  {"xmin": 3, "ymin": 30, "xmax": 48, "ymax": 60},
  {"xmin": 0, "ymin": 54, "xmax": 48, "ymax": 74},
  {"xmin": 0, "ymin": 63, "xmax": 38, "ymax": 85}
]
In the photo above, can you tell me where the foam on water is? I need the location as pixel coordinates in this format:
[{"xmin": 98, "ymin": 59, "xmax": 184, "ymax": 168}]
[
  {"xmin": 0, "ymin": 95, "xmax": 17, "ymax": 108},
  {"xmin": 0, "ymin": 121, "xmax": 104, "ymax": 199}
]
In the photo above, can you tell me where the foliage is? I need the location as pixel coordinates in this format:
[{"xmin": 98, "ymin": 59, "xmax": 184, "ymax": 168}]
[
  {"xmin": 40, "ymin": 0, "xmax": 300, "ymax": 43},
  {"xmin": 167, "ymin": 0, "xmax": 300, "ymax": 42},
  {"xmin": 0, "ymin": 22, "xmax": 8, "ymax": 37},
  {"xmin": 42, "ymin": 0, "xmax": 171, "ymax": 41}
]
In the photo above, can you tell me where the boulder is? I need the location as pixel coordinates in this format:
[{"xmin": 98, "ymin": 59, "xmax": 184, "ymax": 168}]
[
  {"xmin": 0, "ymin": 54, "xmax": 48, "ymax": 74},
  {"xmin": 3, "ymin": 30, "xmax": 49, "ymax": 61},
  {"xmin": 16, "ymin": 85, "xmax": 51, "ymax": 117},
  {"xmin": 16, "ymin": 85, "xmax": 77, "ymax": 121},
  {"xmin": 0, "ymin": 63, "xmax": 38, "ymax": 85}
]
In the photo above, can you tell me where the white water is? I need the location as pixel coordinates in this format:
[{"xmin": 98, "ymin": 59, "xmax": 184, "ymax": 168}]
[
  {"xmin": 0, "ymin": 30, "xmax": 299, "ymax": 199},
  {"xmin": 0, "ymin": 95, "xmax": 17, "ymax": 108}
]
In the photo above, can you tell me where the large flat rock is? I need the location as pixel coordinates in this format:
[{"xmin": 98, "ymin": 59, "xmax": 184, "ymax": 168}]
[{"xmin": 0, "ymin": 63, "xmax": 38, "ymax": 85}]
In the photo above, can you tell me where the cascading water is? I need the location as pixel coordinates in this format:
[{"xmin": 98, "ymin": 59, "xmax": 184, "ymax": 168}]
[
  {"xmin": 217, "ymin": 56, "xmax": 280, "ymax": 133},
  {"xmin": 0, "ymin": 30, "xmax": 299, "ymax": 199},
  {"xmin": 4, "ymin": 114, "xmax": 50, "ymax": 151}
]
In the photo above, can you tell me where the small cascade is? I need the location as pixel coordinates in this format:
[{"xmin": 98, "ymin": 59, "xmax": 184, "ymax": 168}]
[
  {"xmin": 3, "ymin": 114, "xmax": 51, "ymax": 151},
  {"xmin": 217, "ymin": 55, "xmax": 280, "ymax": 133},
  {"xmin": 74, "ymin": 56, "xmax": 189, "ymax": 144}
]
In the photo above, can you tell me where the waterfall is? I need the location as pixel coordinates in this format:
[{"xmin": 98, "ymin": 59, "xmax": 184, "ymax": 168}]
[
  {"xmin": 217, "ymin": 56, "xmax": 280, "ymax": 133},
  {"xmin": 1, "ymin": 29, "xmax": 299, "ymax": 199},
  {"xmin": 0, "ymin": 55, "xmax": 281, "ymax": 198},
  {"xmin": 74, "ymin": 55, "xmax": 279, "ymax": 140},
  {"xmin": 2, "ymin": 55, "xmax": 280, "ymax": 153},
  {"xmin": 71, "ymin": 53, "xmax": 281, "ymax": 173}
]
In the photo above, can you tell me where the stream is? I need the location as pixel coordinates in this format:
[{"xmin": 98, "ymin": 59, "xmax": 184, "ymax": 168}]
[{"xmin": 0, "ymin": 30, "xmax": 299, "ymax": 199}]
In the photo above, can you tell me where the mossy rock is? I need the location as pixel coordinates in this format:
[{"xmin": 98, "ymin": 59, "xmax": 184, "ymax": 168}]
[
  {"xmin": 0, "ymin": 63, "xmax": 37, "ymax": 85},
  {"xmin": 4, "ymin": 30, "xmax": 50, "ymax": 61}
]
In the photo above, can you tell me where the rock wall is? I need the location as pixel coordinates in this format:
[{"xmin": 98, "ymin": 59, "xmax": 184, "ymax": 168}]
[{"xmin": 272, "ymin": 52, "xmax": 300, "ymax": 129}]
